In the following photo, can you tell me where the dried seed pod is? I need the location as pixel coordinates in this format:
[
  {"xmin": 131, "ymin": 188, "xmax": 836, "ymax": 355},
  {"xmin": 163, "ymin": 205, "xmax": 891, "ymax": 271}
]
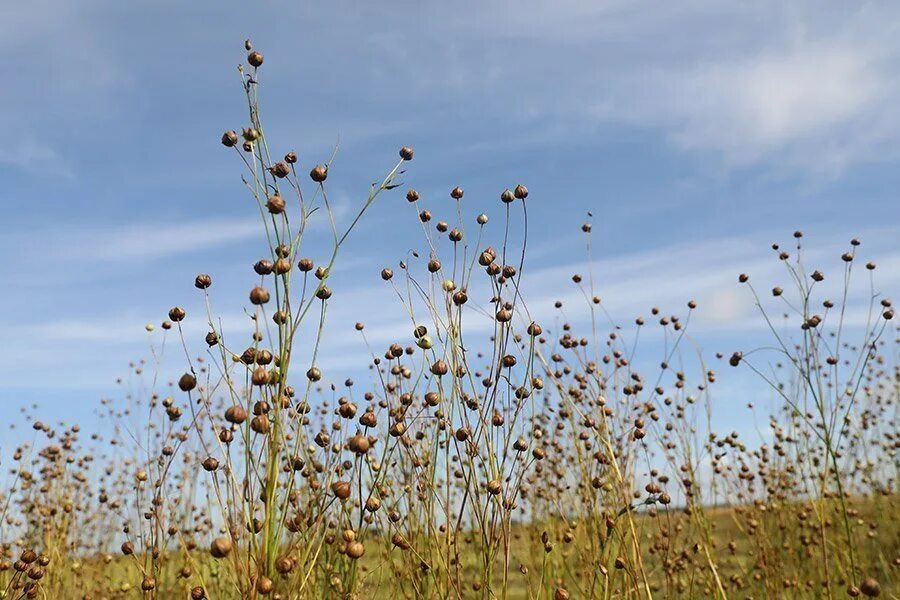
[
  {"xmin": 178, "ymin": 373, "xmax": 197, "ymax": 392},
  {"xmin": 271, "ymin": 162, "xmax": 290, "ymax": 178},
  {"xmin": 348, "ymin": 434, "xmax": 370, "ymax": 455},
  {"xmin": 346, "ymin": 541, "xmax": 365, "ymax": 559},
  {"xmin": 254, "ymin": 259, "xmax": 274, "ymax": 275},
  {"xmin": 195, "ymin": 273, "xmax": 212, "ymax": 289},
  {"xmin": 256, "ymin": 576, "xmax": 273, "ymax": 594},
  {"xmin": 310, "ymin": 165, "xmax": 328, "ymax": 182},
  {"xmin": 209, "ymin": 536, "xmax": 232, "ymax": 558},
  {"xmin": 225, "ymin": 405, "xmax": 248, "ymax": 424},
  {"xmin": 221, "ymin": 131, "xmax": 239, "ymax": 147},
  {"xmin": 859, "ymin": 579, "xmax": 880, "ymax": 597},
  {"xmin": 331, "ymin": 481, "xmax": 351, "ymax": 500},
  {"xmin": 266, "ymin": 195, "xmax": 286, "ymax": 214},
  {"xmin": 250, "ymin": 286, "xmax": 270, "ymax": 305},
  {"xmin": 247, "ymin": 51, "xmax": 264, "ymax": 67}
]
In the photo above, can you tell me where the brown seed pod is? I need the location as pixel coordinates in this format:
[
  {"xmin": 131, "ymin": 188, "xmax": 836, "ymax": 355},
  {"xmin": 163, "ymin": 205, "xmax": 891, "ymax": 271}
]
[
  {"xmin": 195, "ymin": 273, "xmax": 212, "ymax": 289},
  {"xmin": 266, "ymin": 195, "xmax": 286, "ymax": 214},
  {"xmin": 247, "ymin": 51, "xmax": 264, "ymax": 67},
  {"xmin": 178, "ymin": 373, "xmax": 197, "ymax": 392},
  {"xmin": 381, "ymin": 268, "xmax": 394, "ymax": 281},
  {"xmin": 297, "ymin": 257, "xmax": 314, "ymax": 272},
  {"xmin": 514, "ymin": 184, "xmax": 528, "ymax": 199},
  {"xmin": 225, "ymin": 405, "xmax": 248, "ymax": 424},
  {"xmin": 191, "ymin": 587, "xmax": 206, "ymax": 600},
  {"xmin": 406, "ymin": 189, "xmax": 419, "ymax": 202},
  {"xmin": 210, "ymin": 536, "xmax": 233, "ymax": 558},
  {"xmin": 271, "ymin": 162, "xmax": 290, "ymax": 178},
  {"xmin": 348, "ymin": 434, "xmax": 371, "ymax": 455},
  {"xmin": 859, "ymin": 579, "xmax": 880, "ymax": 597},
  {"xmin": 359, "ymin": 411, "xmax": 377, "ymax": 427},
  {"xmin": 254, "ymin": 259, "xmax": 274, "ymax": 275},
  {"xmin": 500, "ymin": 189, "xmax": 514, "ymax": 203},
  {"xmin": 346, "ymin": 541, "xmax": 365, "ymax": 559},
  {"xmin": 399, "ymin": 146, "xmax": 414, "ymax": 161},
  {"xmin": 251, "ymin": 415, "xmax": 270, "ymax": 434},
  {"xmin": 310, "ymin": 165, "xmax": 328, "ymax": 182},
  {"xmin": 331, "ymin": 481, "xmax": 351, "ymax": 500},
  {"xmin": 141, "ymin": 577, "xmax": 156, "ymax": 591},
  {"xmin": 275, "ymin": 556, "xmax": 295, "ymax": 574},
  {"xmin": 221, "ymin": 130, "xmax": 239, "ymax": 147},
  {"xmin": 250, "ymin": 286, "xmax": 271, "ymax": 305},
  {"xmin": 168, "ymin": 306, "xmax": 186, "ymax": 322},
  {"xmin": 256, "ymin": 576, "xmax": 273, "ymax": 594},
  {"xmin": 201, "ymin": 457, "xmax": 219, "ymax": 472},
  {"xmin": 430, "ymin": 360, "xmax": 449, "ymax": 376},
  {"xmin": 450, "ymin": 186, "xmax": 464, "ymax": 199}
]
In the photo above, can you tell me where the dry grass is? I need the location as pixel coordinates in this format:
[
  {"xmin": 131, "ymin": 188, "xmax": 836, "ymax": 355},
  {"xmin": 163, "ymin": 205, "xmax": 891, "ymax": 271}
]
[{"xmin": 0, "ymin": 42, "xmax": 896, "ymax": 600}]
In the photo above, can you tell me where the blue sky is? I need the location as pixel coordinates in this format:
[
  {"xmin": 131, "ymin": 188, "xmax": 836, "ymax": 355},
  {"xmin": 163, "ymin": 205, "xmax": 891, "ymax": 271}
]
[{"xmin": 1, "ymin": 1, "xmax": 897, "ymax": 443}]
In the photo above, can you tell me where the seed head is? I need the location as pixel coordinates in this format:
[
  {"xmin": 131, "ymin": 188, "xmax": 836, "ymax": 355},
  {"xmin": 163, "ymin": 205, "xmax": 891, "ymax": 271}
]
[
  {"xmin": 178, "ymin": 373, "xmax": 197, "ymax": 392},
  {"xmin": 221, "ymin": 131, "xmax": 238, "ymax": 147},
  {"xmin": 210, "ymin": 537, "xmax": 232, "ymax": 559},
  {"xmin": 195, "ymin": 273, "xmax": 212, "ymax": 289},
  {"xmin": 860, "ymin": 578, "xmax": 880, "ymax": 597},
  {"xmin": 332, "ymin": 481, "xmax": 351, "ymax": 500},
  {"xmin": 346, "ymin": 541, "xmax": 365, "ymax": 559},
  {"xmin": 249, "ymin": 286, "xmax": 270, "ymax": 305},
  {"xmin": 310, "ymin": 165, "xmax": 328, "ymax": 183},
  {"xmin": 266, "ymin": 195, "xmax": 285, "ymax": 214},
  {"xmin": 247, "ymin": 51, "xmax": 264, "ymax": 67},
  {"xmin": 271, "ymin": 162, "xmax": 290, "ymax": 178}
]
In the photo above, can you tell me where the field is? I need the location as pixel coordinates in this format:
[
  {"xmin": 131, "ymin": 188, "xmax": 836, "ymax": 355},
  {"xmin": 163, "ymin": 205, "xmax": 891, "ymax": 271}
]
[{"xmin": 1, "ymin": 43, "xmax": 896, "ymax": 600}]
